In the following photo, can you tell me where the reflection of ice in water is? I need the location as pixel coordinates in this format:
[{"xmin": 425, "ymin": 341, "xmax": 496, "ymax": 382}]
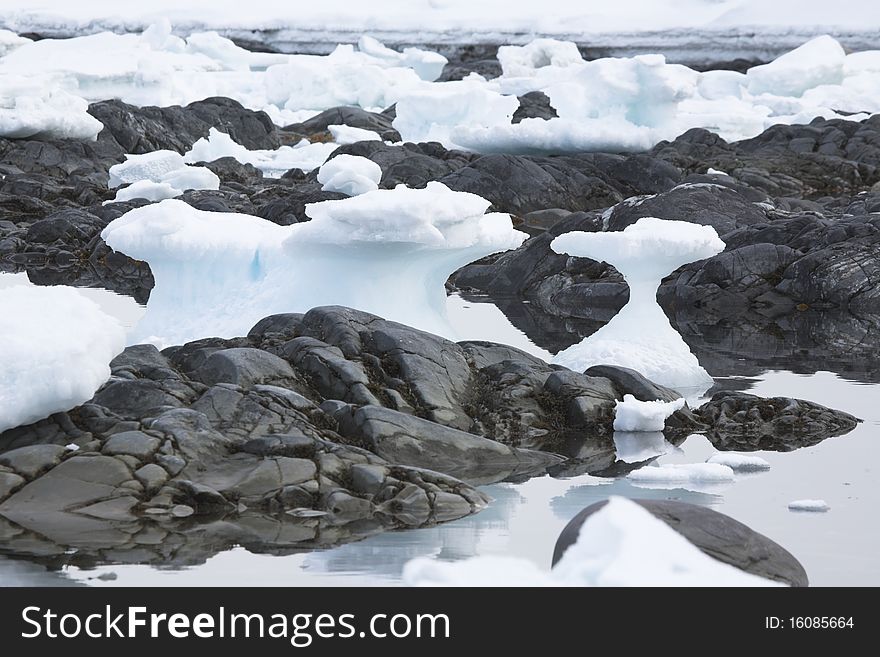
[
  {"xmin": 613, "ymin": 430, "xmax": 676, "ymax": 463},
  {"xmin": 550, "ymin": 217, "xmax": 724, "ymax": 394}
]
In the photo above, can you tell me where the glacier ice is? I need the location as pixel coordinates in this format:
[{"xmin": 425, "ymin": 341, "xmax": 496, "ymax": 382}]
[
  {"xmin": 101, "ymin": 183, "xmax": 527, "ymax": 346},
  {"xmin": 317, "ymin": 155, "xmax": 382, "ymax": 195},
  {"xmin": 550, "ymin": 217, "xmax": 725, "ymax": 392},
  {"xmin": 613, "ymin": 394, "xmax": 686, "ymax": 432},
  {"xmin": 0, "ymin": 275, "xmax": 128, "ymax": 433},
  {"xmin": 403, "ymin": 496, "xmax": 780, "ymax": 586}
]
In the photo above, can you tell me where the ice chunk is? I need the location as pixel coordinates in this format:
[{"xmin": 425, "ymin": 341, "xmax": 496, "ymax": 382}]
[
  {"xmin": 109, "ymin": 180, "xmax": 182, "ymax": 204},
  {"xmin": 788, "ymin": 499, "xmax": 830, "ymax": 512},
  {"xmin": 0, "ymin": 29, "xmax": 30, "ymax": 57},
  {"xmin": 0, "ymin": 78, "xmax": 103, "ymax": 140},
  {"xmin": 550, "ymin": 217, "xmax": 725, "ymax": 392},
  {"xmin": 357, "ymin": 35, "xmax": 447, "ymax": 82},
  {"xmin": 707, "ymin": 452, "xmax": 771, "ymax": 472},
  {"xmin": 102, "ymin": 184, "xmax": 527, "ymax": 346},
  {"xmin": 747, "ymin": 35, "xmax": 847, "ymax": 97},
  {"xmin": 627, "ymin": 462, "xmax": 736, "ymax": 485},
  {"xmin": 613, "ymin": 394, "xmax": 686, "ymax": 432},
  {"xmin": 184, "ymin": 128, "xmax": 338, "ymax": 176},
  {"xmin": 109, "ymin": 151, "xmax": 187, "ymax": 188},
  {"xmin": 497, "ymin": 39, "xmax": 584, "ymax": 77},
  {"xmin": 393, "ymin": 81, "xmax": 519, "ymax": 149},
  {"xmin": 404, "ymin": 496, "xmax": 780, "ymax": 587},
  {"xmin": 317, "ymin": 155, "xmax": 382, "ymax": 196},
  {"xmin": 0, "ymin": 278, "xmax": 127, "ymax": 433},
  {"xmin": 327, "ymin": 124, "xmax": 382, "ymax": 145}
]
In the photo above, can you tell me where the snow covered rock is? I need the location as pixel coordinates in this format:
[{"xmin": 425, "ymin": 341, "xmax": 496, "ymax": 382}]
[
  {"xmin": 101, "ymin": 183, "xmax": 527, "ymax": 346},
  {"xmin": 550, "ymin": 217, "xmax": 725, "ymax": 392},
  {"xmin": 0, "ymin": 278, "xmax": 127, "ymax": 433},
  {"xmin": 317, "ymin": 155, "xmax": 382, "ymax": 195},
  {"xmin": 404, "ymin": 496, "xmax": 782, "ymax": 586},
  {"xmin": 552, "ymin": 498, "xmax": 808, "ymax": 586}
]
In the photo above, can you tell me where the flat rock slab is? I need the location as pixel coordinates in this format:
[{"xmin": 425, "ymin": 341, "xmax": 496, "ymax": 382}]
[{"xmin": 0, "ymin": 444, "xmax": 67, "ymax": 479}]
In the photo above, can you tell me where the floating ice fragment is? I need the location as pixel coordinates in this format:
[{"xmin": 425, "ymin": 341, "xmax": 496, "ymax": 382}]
[
  {"xmin": 627, "ymin": 462, "xmax": 736, "ymax": 485},
  {"xmin": 550, "ymin": 217, "xmax": 725, "ymax": 392},
  {"xmin": 707, "ymin": 452, "xmax": 771, "ymax": 472},
  {"xmin": 404, "ymin": 496, "xmax": 779, "ymax": 586},
  {"xmin": 788, "ymin": 499, "xmax": 830, "ymax": 512}
]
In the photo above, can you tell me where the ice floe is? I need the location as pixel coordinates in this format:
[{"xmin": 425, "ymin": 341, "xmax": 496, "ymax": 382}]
[
  {"xmin": 707, "ymin": 452, "xmax": 771, "ymax": 472},
  {"xmin": 101, "ymin": 184, "xmax": 527, "ymax": 346},
  {"xmin": 788, "ymin": 499, "xmax": 830, "ymax": 512},
  {"xmin": 627, "ymin": 462, "xmax": 736, "ymax": 486},
  {"xmin": 0, "ymin": 274, "xmax": 128, "ymax": 433},
  {"xmin": 403, "ymin": 496, "xmax": 780, "ymax": 586},
  {"xmin": 613, "ymin": 395, "xmax": 686, "ymax": 432},
  {"xmin": 550, "ymin": 217, "xmax": 725, "ymax": 392}
]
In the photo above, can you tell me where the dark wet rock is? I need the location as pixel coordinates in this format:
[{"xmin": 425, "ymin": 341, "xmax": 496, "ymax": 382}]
[
  {"xmin": 438, "ymin": 58, "xmax": 502, "ymax": 82},
  {"xmin": 331, "ymin": 141, "xmax": 474, "ymax": 189},
  {"xmin": 0, "ymin": 444, "xmax": 67, "ymax": 479},
  {"xmin": 102, "ymin": 431, "xmax": 161, "ymax": 461},
  {"xmin": 332, "ymin": 404, "xmax": 563, "ymax": 483},
  {"xmin": 282, "ymin": 106, "xmax": 400, "ymax": 142},
  {"xmin": 90, "ymin": 97, "xmax": 280, "ymax": 153},
  {"xmin": 512, "ymin": 91, "xmax": 558, "ymax": 123},
  {"xmin": 553, "ymin": 499, "xmax": 809, "ymax": 586},
  {"xmin": 697, "ymin": 391, "xmax": 861, "ymax": 452}
]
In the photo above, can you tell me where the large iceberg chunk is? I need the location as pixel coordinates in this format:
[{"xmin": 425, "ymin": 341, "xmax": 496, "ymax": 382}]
[
  {"xmin": 747, "ymin": 35, "xmax": 847, "ymax": 97},
  {"xmin": 0, "ymin": 277, "xmax": 128, "ymax": 433},
  {"xmin": 550, "ymin": 217, "xmax": 725, "ymax": 392},
  {"xmin": 403, "ymin": 496, "xmax": 780, "ymax": 586},
  {"xmin": 101, "ymin": 184, "xmax": 527, "ymax": 346}
]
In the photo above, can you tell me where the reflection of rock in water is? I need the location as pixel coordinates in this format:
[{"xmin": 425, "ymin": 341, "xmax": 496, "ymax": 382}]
[
  {"xmin": 549, "ymin": 478, "xmax": 722, "ymax": 522},
  {"xmin": 301, "ymin": 483, "xmax": 525, "ymax": 577}
]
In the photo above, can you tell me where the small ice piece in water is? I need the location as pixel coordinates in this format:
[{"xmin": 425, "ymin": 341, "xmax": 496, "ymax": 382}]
[
  {"xmin": 627, "ymin": 462, "xmax": 735, "ymax": 485},
  {"xmin": 102, "ymin": 183, "xmax": 527, "ymax": 346},
  {"xmin": 707, "ymin": 452, "xmax": 771, "ymax": 472},
  {"xmin": 317, "ymin": 154, "xmax": 382, "ymax": 195},
  {"xmin": 0, "ymin": 281, "xmax": 127, "ymax": 433},
  {"xmin": 788, "ymin": 499, "xmax": 830, "ymax": 513},
  {"xmin": 613, "ymin": 394, "xmax": 685, "ymax": 432},
  {"xmin": 550, "ymin": 217, "xmax": 725, "ymax": 393},
  {"xmin": 403, "ymin": 496, "xmax": 779, "ymax": 587}
]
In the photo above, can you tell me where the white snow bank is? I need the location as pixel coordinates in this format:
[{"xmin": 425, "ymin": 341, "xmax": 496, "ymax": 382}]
[
  {"xmin": 550, "ymin": 217, "xmax": 725, "ymax": 392},
  {"xmin": 184, "ymin": 127, "xmax": 338, "ymax": 177},
  {"xmin": 317, "ymin": 155, "xmax": 382, "ymax": 196},
  {"xmin": 788, "ymin": 499, "xmax": 830, "ymax": 512},
  {"xmin": 404, "ymin": 496, "xmax": 780, "ymax": 586},
  {"xmin": 627, "ymin": 462, "xmax": 736, "ymax": 485},
  {"xmin": 707, "ymin": 452, "xmax": 771, "ymax": 472},
  {"xmin": 613, "ymin": 394, "xmax": 685, "ymax": 431},
  {"xmin": 102, "ymin": 184, "xmax": 527, "ymax": 346},
  {"xmin": 106, "ymin": 150, "xmax": 219, "ymax": 203},
  {"xmin": 0, "ymin": 277, "xmax": 127, "ymax": 433}
]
